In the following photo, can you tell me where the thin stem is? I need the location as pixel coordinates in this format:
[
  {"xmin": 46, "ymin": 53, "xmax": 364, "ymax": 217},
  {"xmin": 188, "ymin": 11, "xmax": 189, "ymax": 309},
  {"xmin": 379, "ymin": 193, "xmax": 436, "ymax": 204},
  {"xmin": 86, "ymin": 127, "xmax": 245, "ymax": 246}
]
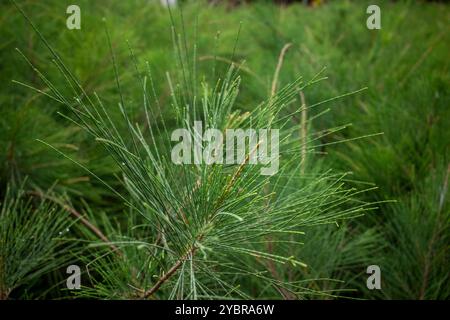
[
  {"xmin": 142, "ymin": 243, "xmax": 199, "ymax": 299},
  {"xmin": 27, "ymin": 191, "xmax": 121, "ymax": 255},
  {"xmin": 419, "ymin": 164, "xmax": 449, "ymax": 299},
  {"xmin": 271, "ymin": 43, "xmax": 292, "ymax": 98},
  {"xmin": 299, "ymin": 90, "xmax": 308, "ymax": 175}
]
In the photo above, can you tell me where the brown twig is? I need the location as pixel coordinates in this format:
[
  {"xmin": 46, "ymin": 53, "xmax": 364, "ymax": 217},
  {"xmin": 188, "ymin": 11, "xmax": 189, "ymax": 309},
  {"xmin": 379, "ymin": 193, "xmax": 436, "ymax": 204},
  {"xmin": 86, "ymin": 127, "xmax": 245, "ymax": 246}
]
[
  {"xmin": 27, "ymin": 190, "xmax": 121, "ymax": 255},
  {"xmin": 142, "ymin": 241, "xmax": 200, "ymax": 299},
  {"xmin": 214, "ymin": 140, "xmax": 261, "ymax": 210}
]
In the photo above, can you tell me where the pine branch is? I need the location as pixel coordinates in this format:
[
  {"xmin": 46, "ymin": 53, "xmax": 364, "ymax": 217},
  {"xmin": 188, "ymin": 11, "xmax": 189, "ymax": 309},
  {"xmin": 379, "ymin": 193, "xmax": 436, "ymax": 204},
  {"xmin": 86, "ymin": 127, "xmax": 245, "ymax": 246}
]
[{"xmin": 143, "ymin": 238, "xmax": 201, "ymax": 299}]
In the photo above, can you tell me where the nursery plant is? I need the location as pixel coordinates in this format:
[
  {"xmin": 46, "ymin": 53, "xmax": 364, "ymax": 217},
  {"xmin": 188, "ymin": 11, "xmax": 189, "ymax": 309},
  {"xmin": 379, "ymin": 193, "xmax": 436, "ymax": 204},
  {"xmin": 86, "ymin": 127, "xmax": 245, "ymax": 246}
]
[
  {"xmin": 1, "ymin": 0, "xmax": 448, "ymax": 301},
  {"xmin": 2, "ymin": 0, "xmax": 385, "ymax": 300}
]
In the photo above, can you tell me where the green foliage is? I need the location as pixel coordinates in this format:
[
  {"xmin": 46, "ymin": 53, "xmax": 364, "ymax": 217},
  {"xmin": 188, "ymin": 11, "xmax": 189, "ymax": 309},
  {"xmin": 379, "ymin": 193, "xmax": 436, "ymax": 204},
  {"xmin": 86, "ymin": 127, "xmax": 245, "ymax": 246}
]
[
  {"xmin": 25, "ymin": 8, "xmax": 379, "ymax": 296},
  {"xmin": 0, "ymin": 0, "xmax": 448, "ymax": 300},
  {"xmin": 376, "ymin": 163, "xmax": 449, "ymax": 299},
  {"xmin": 0, "ymin": 186, "xmax": 73, "ymax": 299}
]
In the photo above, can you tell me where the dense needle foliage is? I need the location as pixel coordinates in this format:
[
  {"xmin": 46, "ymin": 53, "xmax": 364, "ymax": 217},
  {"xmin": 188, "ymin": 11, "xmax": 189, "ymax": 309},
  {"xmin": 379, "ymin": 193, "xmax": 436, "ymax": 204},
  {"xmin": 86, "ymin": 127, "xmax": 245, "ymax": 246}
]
[{"xmin": 0, "ymin": 0, "xmax": 448, "ymax": 300}]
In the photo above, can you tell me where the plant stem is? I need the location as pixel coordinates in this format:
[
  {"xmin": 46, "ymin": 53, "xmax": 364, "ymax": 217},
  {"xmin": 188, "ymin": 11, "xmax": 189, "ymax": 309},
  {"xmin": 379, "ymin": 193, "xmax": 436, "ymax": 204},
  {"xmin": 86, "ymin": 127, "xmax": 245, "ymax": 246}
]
[
  {"xmin": 27, "ymin": 191, "xmax": 121, "ymax": 255},
  {"xmin": 142, "ymin": 243, "xmax": 198, "ymax": 299},
  {"xmin": 271, "ymin": 43, "xmax": 292, "ymax": 98},
  {"xmin": 299, "ymin": 90, "xmax": 308, "ymax": 175}
]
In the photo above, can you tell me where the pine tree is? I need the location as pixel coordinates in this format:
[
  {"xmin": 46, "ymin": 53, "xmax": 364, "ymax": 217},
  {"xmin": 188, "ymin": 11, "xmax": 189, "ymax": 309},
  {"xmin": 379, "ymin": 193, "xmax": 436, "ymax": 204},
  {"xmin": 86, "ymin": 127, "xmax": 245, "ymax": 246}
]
[{"xmin": 10, "ymin": 2, "xmax": 379, "ymax": 299}]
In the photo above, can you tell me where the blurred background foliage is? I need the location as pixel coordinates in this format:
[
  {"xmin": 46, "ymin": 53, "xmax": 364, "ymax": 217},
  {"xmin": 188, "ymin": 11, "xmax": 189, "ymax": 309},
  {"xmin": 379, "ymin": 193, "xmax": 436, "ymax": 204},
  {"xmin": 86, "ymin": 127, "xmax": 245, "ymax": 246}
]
[{"xmin": 0, "ymin": 0, "xmax": 448, "ymax": 299}]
